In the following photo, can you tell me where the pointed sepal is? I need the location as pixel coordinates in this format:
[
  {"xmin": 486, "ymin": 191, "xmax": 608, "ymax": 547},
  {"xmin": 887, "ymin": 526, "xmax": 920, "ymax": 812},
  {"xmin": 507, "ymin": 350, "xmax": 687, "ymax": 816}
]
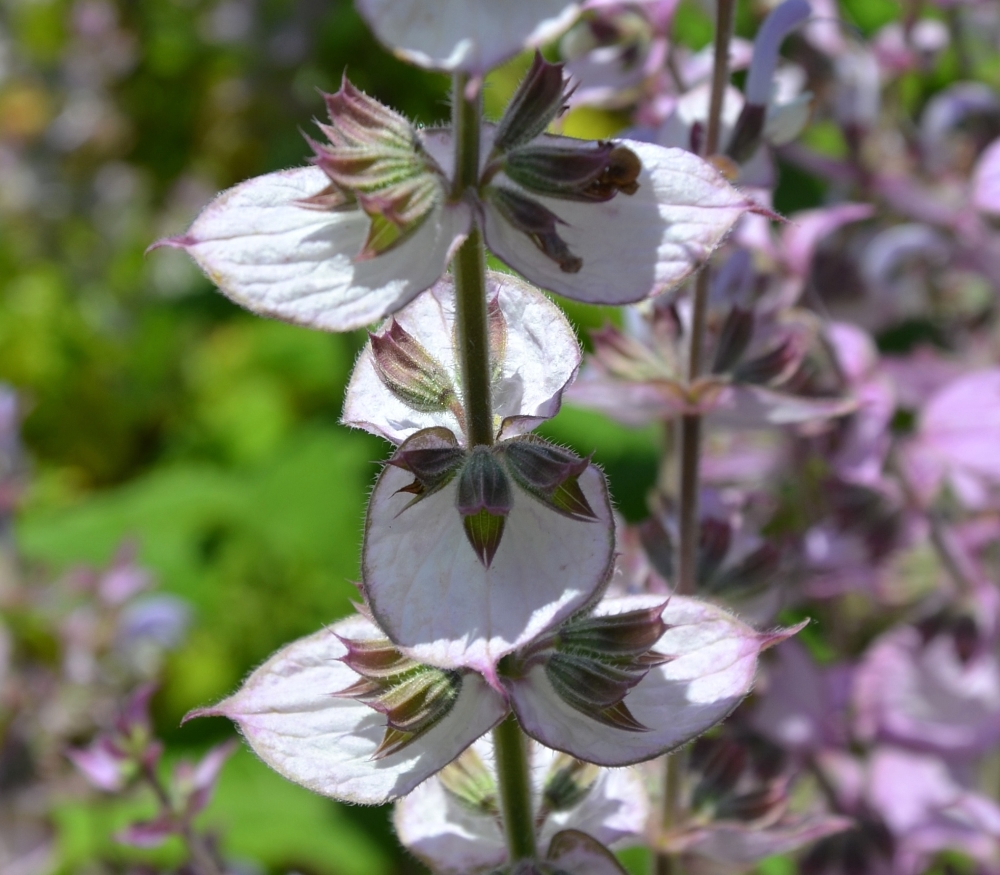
[
  {"xmin": 184, "ymin": 615, "xmax": 508, "ymax": 804},
  {"xmin": 501, "ymin": 438, "xmax": 597, "ymax": 521}
]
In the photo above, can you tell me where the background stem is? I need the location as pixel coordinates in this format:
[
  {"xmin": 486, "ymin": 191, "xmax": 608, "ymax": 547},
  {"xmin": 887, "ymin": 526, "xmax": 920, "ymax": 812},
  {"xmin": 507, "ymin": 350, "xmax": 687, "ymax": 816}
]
[{"xmin": 657, "ymin": 0, "xmax": 736, "ymax": 871}]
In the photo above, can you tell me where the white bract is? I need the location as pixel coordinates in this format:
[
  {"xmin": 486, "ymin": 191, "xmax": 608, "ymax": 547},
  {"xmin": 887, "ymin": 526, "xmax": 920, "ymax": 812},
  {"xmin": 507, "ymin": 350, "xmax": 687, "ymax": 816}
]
[
  {"xmin": 343, "ymin": 270, "xmax": 580, "ymax": 444},
  {"xmin": 186, "ymin": 614, "xmax": 508, "ymax": 805},
  {"xmin": 395, "ymin": 737, "xmax": 647, "ymax": 874},
  {"xmin": 505, "ymin": 595, "xmax": 804, "ymax": 766},
  {"xmin": 356, "ymin": 0, "xmax": 581, "ymax": 73},
  {"xmin": 362, "ymin": 457, "xmax": 615, "ymax": 677}
]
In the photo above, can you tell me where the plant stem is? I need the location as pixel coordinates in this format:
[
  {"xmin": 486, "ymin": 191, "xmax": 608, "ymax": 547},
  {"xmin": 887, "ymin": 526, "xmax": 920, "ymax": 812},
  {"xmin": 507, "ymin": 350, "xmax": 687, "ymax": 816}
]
[
  {"xmin": 493, "ymin": 714, "xmax": 538, "ymax": 861},
  {"xmin": 452, "ymin": 72, "xmax": 494, "ymax": 447},
  {"xmin": 452, "ymin": 73, "xmax": 534, "ymax": 863},
  {"xmin": 656, "ymin": 1, "xmax": 736, "ymax": 872}
]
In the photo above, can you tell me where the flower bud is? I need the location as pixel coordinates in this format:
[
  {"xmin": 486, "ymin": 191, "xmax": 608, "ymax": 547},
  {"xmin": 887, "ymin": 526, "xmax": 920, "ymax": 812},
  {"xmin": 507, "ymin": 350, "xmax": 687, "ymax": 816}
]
[
  {"xmin": 389, "ymin": 427, "xmax": 466, "ymax": 507},
  {"xmin": 438, "ymin": 747, "xmax": 499, "ymax": 815},
  {"xmin": 494, "ymin": 52, "xmax": 573, "ymax": 155},
  {"xmin": 541, "ymin": 754, "xmax": 600, "ymax": 814},
  {"xmin": 307, "ymin": 76, "xmax": 446, "ymax": 259},
  {"xmin": 371, "ymin": 319, "xmax": 458, "ymax": 413},
  {"xmin": 503, "ymin": 143, "xmax": 641, "ymax": 202},
  {"xmin": 535, "ymin": 604, "xmax": 670, "ymax": 732}
]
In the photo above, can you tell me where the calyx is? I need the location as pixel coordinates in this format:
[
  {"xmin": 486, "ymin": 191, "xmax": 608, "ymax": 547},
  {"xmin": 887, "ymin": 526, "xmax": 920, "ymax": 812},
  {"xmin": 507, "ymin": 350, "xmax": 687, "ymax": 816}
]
[
  {"xmin": 334, "ymin": 633, "xmax": 464, "ymax": 759},
  {"xmin": 388, "ymin": 429, "xmax": 598, "ymax": 568},
  {"xmin": 303, "ymin": 76, "xmax": 447, "ymax": 259},
  {"xmin": 510, "ymin": 604, "xmax": 671, "ymax": 732}
]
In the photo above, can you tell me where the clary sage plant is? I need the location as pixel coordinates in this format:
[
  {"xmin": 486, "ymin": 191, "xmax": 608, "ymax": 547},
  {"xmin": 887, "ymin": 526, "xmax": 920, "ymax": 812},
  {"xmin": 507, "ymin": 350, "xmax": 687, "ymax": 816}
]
[{"xmin": 154, "ymin": 1, "xmax": 827, "ymax": 872}]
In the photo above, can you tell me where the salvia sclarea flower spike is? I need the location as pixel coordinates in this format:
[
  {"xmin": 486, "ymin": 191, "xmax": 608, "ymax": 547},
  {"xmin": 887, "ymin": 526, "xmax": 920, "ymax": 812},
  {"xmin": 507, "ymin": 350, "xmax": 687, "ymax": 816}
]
[
  {"xmin": 567, "ymin": 290, "xmax": 856, "ymax": 430},
  {"xmin": 152, "ymin": 54, "xmax": 764, "ymax": 332},
  {"xmin": 395, "ymin": 737, "xmax": 648, "ymax": 874}
]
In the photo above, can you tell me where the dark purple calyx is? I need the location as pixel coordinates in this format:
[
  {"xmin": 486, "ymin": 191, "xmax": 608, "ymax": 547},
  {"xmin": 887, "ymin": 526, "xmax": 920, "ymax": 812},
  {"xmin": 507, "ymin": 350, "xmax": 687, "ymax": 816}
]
[
  {"xmin": 487, "ymin": 186, "xmax": 582, "ymax": 273},
  {"xmin": 493, "ymin": 51, "xmax": 573, "ymax": 155},
  {"xmin": 389, "ymin": 427, "xmax": 466, "ymax": 509},
  {"xmin": 503, "ymin": 142, "xmax": 641, "ymax": 202},
  {"xmin": 542, "ymin": 604, "xmax": 670, "ymax": 732},
  {"xmin": 500, "ymin": 437, "xmax": 597, "ymax": 521}
]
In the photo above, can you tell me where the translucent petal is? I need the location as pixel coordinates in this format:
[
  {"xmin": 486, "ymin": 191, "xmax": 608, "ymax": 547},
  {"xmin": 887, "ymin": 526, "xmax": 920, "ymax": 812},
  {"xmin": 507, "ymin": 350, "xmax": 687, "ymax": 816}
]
[
  {"xmin": 362, "ymin": 465, "xmax": 614, "ymax": 674},
  {"xmin": 187, "ymin": 615, "xmax": 507, "ymax": 804},
  {"xmin": 356, "ymin": 0, "xmax": 581, "ymax": 73},
  {"xmin": 153, "ymin": 166, "xmax": 470, "ymax": 332},
  {"xmin": 343, "ymin": 271, "xmax": 580, "ymax": 444},
  {"xmin": 508, "ymin": 595, "xmax": 802, "ymax": 766},
  {"xmin": 483, "ymin": 140, "xmax": 761, "ymax": 305}
]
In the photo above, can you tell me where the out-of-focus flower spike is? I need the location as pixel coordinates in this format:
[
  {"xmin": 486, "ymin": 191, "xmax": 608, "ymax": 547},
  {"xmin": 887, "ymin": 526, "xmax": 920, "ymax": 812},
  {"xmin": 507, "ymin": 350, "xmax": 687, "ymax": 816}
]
[
  {"xmin": 494, "ymin": 52, "xmax": 574, "ymax": 154},
  {"xmin": 973, "ymin": 137, "xmax": 1000, "ymax": 216},
  {"xmin": 728, "ymin": 0, "xmax": 811, "ymax": 162},
  {"xmin": 711, "ymin": 307, "xmax": 755, "ymax": 374},
  {"xmin": 745, "ymin": 1, "xmax": 812, "ymax": 107}
]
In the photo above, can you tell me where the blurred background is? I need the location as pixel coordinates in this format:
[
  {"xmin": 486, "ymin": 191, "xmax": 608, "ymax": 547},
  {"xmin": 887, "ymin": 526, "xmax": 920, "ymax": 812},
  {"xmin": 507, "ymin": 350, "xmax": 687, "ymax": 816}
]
[{"xmin": 0, "ymin": 0, "xmax": 982, "ymax": 872}]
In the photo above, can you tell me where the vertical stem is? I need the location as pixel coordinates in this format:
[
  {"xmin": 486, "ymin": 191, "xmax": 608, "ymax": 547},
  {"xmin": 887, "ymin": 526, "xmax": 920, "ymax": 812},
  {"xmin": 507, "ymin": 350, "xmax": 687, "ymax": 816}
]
[
  {"xmin": 703, "ymin": 0, "xmax": 736, "ymax": 160},
  {"xmin": 493, "ymin": 714, "xmax": 538, "ymax": 861},
  {"xmin": 656, "ymin": 2, "xmax": 736, "ymax": 872},
  {"xmin": 452, "ymin": 73, "xmax": 494, "ymax": 448},
  {"xmin": 452, "ymin": 75, "xmax": 535, "ymax": 862}
]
